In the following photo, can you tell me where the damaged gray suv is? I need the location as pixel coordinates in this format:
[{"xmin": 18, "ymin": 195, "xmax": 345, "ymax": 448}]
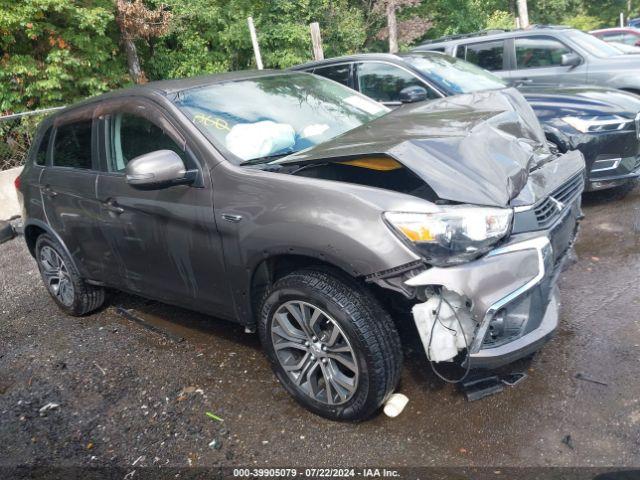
[{"xmin": 16, "ymin": 71, "xmax": 584, "ymax": 421}]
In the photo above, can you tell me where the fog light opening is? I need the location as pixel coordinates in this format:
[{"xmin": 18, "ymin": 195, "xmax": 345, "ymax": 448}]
[
  {"xmin": 488, "ymin": 308, "xmax": 506, "ymax": 341},
  {"xmin": 412, "ymin": 287, "xmax": 477, "ymax": 384}
]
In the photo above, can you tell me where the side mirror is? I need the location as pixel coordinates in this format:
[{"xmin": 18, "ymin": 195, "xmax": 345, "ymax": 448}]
[
  {"xmin": 399, "ymin": 85, "xmax": 428, "ymax": 103},
  {"xmin": 561, "ymin": 52, "xmax": 581, "ymax": 68},
  {"xmin": 125, "ymin": 150, "xmax": 194, "ymax": 189}
]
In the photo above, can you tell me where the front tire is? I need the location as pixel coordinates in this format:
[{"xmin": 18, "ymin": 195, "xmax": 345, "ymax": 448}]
[
  {"xmin": 35, "ymin": 234, "xmax": 105, "ymax": 316},
  {"xmin": 258, "ymin": 268, "xmax": 402, "ymax": 421}
]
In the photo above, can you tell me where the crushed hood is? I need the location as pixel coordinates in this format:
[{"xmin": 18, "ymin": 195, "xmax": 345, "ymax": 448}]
[{"xmin": 277, "ymin": 89, "xmax": 554, "ymax": 207}]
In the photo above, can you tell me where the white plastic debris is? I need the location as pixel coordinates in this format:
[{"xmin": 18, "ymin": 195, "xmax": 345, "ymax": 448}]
[
  {"xmin": 225, "ymin": 121, "xmax": 295, "ymax": 160},
  {"xmin": 412, "ymin": 289, "xmax": 476, "ymax": 363},
  {"xmin": 383, "ymin": 393, "xmax": 409, "ymax": 418},
  {"xmin": 39, "ymin": 402, "xmax": 60, "ymax": 416}
]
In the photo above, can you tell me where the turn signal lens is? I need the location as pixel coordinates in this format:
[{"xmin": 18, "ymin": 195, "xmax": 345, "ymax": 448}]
[{"xmin": 397, "ymin": 224, "xmax": 435, "ymax": 242}]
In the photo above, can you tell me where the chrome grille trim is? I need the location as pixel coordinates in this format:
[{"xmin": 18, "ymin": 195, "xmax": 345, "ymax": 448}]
[
  {"xmin": 532, "ymin": 173, "xmax": 583, "ymax": 229},
  {"xmin": 512, "ymin": 173, "xmax": 584, "ymax": 232}
]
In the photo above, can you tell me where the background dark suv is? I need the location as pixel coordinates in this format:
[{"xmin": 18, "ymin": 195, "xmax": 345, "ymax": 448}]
[
  {"xmin": 413, "ymin": 26, "xmax": 640, "ymax": 94},
  {"xmin": 292, "ymin": 52, "xmax": 640, "ymax": 191}
]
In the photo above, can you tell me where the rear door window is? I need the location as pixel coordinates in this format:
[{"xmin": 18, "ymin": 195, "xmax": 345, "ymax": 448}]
[
  {"xmin": 52, "ymin": 120, "xmax": 93, "ymax": 169},
  {"xmin": 515, "ymin": 36, "xmax": 572, "ymax": 69},
  {"xmin": 461, "ymin": 41, "xmax": 505, "ymax": 70},
  {"xmin": 356, "ymin": 62, "xmax": 437, "ymax": 102},
  {"xmin": 313, "ymin": 64, "xmax": 352, "ymax": 87}
]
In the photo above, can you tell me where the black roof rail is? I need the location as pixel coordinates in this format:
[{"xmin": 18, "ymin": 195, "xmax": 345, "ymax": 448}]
[
  {"xmin": 419, "ymin": 24, "xmax": 572, "ymax": 46},
  {"xmin": 418, "ymin": 29, "xmax": 507, "ymax": 45},
  {"xmin": 528, "ymin": 24, "xmax": 571, "ymax": 29}
]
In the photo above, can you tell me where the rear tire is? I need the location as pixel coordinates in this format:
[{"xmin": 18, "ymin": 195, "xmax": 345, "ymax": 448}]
[
  {"xmin": 258, "ymin": 268, "xmax": 402, "ymax": 421},
  {"xmin": 35, "ymin": 234, "xmax": 105, "ymax": 316}
]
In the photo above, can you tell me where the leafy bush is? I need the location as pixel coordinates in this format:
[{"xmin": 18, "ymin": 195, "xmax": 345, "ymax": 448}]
[
  {"xmin": 486, "ymin": 10, "xmax": 516, "ymax": 30},
  {"xmin": 562, "ymin": 14, "xmax": 604, "ymax": 31}
]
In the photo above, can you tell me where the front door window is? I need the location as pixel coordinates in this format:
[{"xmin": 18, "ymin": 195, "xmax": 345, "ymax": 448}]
[
  {"xmin": 515, "ymin": 36, "xmax": 572, "ymax": 69},
  {"xmin": 107, "ymin": 113, "xmax": 188, "ymax": 172}
]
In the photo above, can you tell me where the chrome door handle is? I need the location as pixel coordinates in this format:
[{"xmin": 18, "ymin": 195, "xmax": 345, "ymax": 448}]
[
  {"xmin": 221, "ymin": 213, "xmax": 243, "ymax": 223},
  {"xmin": 103, "ymin": 199, "xmax": 124, "ymax": 215}
]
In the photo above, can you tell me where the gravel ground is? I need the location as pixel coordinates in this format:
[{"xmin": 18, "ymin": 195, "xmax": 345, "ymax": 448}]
[{"xmin": 1, "ymin": 184, "xmax": 639, "ymax": 474}]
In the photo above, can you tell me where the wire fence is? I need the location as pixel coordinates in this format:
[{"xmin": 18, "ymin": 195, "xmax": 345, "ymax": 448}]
[{"xmin": 0, "ymin": 108, "xmax": 64, "ymax": 171}]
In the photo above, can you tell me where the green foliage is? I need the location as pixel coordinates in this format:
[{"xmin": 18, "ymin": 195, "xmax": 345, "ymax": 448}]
[
  {"xmin": 528, "ymin": 0, "xmax": 576, "ymax": 25},
  {"xmin": 486, "ymin": 10, "xmax": 516, "ymax": 30},
  {"xmin": 579, "ymin": 0, "xmax": 636, "ymax": 26},
  {"xmin": 414, "ymin": 0, "xmax": 511, "ymax": 38},
  {"xmin": 0, "ymin": 0, "xmax": 128, "ymax": 113},
  {"xmin": 258, "ymin": 0, "xmax": 366, "ymax": 68},
  {"xmin": 3, "ymin": 0, "xmax": 640, "ymax": 116},
  {"xmin": 142, "ymin": 0, "xmax": 366, "ymax": 80},
  {"xmin": 0, "ymin": 113, "xmax": 47, "ymax": 170},
  {"xmin": 562, "ymin": 14, "xmax": 604, "ymax": 31}
]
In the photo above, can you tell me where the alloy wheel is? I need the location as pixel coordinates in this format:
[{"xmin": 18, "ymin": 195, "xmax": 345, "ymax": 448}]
[
  {"xmin": 270, "ymin": 300, "xmax": 359, "ymax": 405},
  {"xmin": 39, "ymin": 246, "xmax": 75, "ymax": 307}
]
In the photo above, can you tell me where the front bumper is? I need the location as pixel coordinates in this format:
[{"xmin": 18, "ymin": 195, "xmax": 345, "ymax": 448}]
[
  {"xmin": 406, "ymin": 196, "xmax": 581, "ymax": 369},
  {"xmin": 587, "ymin": 156, "xmax": 640, "ymax": 191},
  {"xmin": 577, "ymin": 129, "xmax": 640, "ymax": 190}
]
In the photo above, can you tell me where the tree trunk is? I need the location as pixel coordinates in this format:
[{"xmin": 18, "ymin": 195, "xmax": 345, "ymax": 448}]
[
  {"xmin": 387, "ymin": 1, "xmax": 398, "ymax": 54},
  {"xmin": 122, "ymin": 36, "xmax": 145, "ymax": 84},
  {"xmin": 517, "ymin": 0, "xmax": 529, "ymax": 28}
]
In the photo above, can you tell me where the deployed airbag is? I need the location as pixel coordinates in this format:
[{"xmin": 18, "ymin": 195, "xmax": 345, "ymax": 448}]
[{"xmin": 226, "ymin": 121, "xmax": 295, "ymax": 160}]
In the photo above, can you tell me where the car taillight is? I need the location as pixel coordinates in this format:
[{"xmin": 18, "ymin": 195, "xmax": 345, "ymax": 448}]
[{"xmin": 14, "ymin": 176, "xmax": 21, "ymax": 191}]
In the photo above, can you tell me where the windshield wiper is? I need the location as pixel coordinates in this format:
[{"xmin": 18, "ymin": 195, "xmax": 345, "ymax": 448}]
[{"xmin": 239, "ymin": 153, "xmax": 291, "ymax": 166}]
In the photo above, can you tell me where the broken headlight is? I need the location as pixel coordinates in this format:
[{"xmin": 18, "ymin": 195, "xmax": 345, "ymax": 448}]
[
  {"xmin": 562, "ymin": 115, "xmax": 633, "ymax": 133},
  {"xmin": 384, "ymin": 207, "xmax": 513, "ymax": 266}
]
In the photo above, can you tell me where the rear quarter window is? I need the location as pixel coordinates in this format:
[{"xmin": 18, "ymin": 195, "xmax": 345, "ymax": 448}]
[
  {"xmin": 34, "ymin": 127, "xmax": 51, "ymax": 166},
  {"xmin": 53, "ymin": 120, "xmax": 93, "ymax": 169}
]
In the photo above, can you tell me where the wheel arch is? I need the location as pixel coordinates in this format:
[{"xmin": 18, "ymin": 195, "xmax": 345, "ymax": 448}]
[
  {"xmin": 23, "ymin": 219, "xmax": 85, "ymax": 277},
  {"xmin": 248, "ymin": 253, "xmax": 360, "ymax": 325}
]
